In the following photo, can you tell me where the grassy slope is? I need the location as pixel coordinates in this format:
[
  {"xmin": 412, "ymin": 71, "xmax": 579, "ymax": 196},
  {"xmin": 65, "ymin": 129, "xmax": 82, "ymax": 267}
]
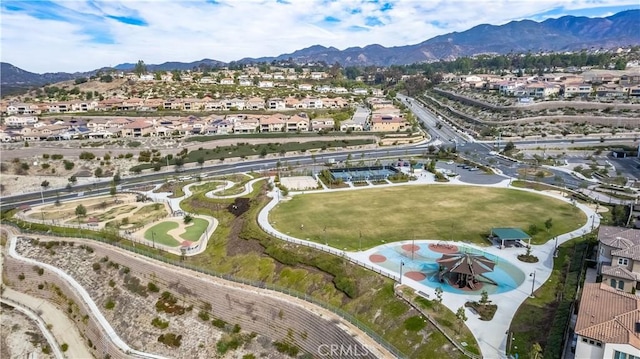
[{"xmin": 270, "ymin": 185, "xmax": 586, "ymax": 250}]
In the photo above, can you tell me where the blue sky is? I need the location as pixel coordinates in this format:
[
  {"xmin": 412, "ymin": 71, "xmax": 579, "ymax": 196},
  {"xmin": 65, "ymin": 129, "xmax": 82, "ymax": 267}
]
[{"xmin": 1, "ymin": 0, "xmax": 638, "ymax": 73}]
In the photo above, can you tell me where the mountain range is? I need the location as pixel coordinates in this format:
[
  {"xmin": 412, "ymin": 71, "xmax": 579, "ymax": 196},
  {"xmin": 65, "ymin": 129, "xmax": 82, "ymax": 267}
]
[{"xmin": 1, "ymin": 9, "xmax": 639, "ymax": 93}]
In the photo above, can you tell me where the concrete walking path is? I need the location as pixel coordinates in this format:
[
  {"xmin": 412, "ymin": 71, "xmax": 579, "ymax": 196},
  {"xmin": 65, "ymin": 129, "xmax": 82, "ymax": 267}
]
[{"xmin": 257, "ymin": 173, "xmax": 600, "ymax": 359}]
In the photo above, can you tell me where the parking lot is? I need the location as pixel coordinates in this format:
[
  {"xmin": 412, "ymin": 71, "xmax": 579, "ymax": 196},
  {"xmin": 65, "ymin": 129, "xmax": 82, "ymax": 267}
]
[{"xmin": 435, "ymin": 161, "xmax": 506, "ymax": 185}]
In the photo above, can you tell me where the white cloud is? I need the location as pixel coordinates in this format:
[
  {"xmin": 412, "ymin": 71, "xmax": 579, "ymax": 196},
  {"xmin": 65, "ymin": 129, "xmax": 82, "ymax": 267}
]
[{"xmin": 1, "ymin": 0, "xmax": 638, "ymax": 72}]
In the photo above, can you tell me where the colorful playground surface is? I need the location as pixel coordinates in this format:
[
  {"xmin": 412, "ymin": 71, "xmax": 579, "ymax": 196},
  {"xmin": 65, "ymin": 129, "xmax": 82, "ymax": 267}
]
[{"xmin": 368, "ymin": 242, "xmax": 525, "ymax": 295}]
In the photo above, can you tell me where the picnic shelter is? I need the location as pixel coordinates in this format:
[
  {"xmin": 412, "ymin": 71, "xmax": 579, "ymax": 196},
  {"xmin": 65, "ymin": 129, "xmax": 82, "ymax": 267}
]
[{"xmin": 490, "ymin": 227, "xmax": 531, "ymax": 248}]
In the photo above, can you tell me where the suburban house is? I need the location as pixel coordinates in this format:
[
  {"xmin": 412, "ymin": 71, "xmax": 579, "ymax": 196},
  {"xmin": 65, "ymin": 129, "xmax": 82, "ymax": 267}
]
[
  {"xmin": 596, "ymin": 84, "xmax": 629, "ymax": 98},
  {"xmin": 311, "ymin": 118, "xmax": 335, "ymax": 131},
  {"xmin": 121, "ymin": 119, "xmax": 154, "ymax": 137},
  {"xmin": 245, "ymin": 97, "xmax": 265, "ymax": 110},
  {"xmin": 285, "ymin": 114, "xmax": 309, "ymax": 132},
  {"xmin": 6, "ymin": 103, "xmax": 40, "ymax": 115},
  {"xmin": 596, "ymin": 226, "xmax": 640, "ymax": 294},
  {"xmin": 267, "ymin": 98, "xmax": 286, "ymax": 110},
  {"xmin": 340, "ymin": 120, "xmax": 364, "ymax": 132},
  {"xmin": 4, "ymin": 115, "xmax": 38, "ymax": 127},
  {"xmin": 259, "ymin": 115, "xmax": 285, "ymax": 133},
  {"xmin": 233, "ymin": 118, "xmax": 259, "ymax": 134},
  {"xmin": 370, "ymin": 115, "xmax": 409, "ymax": 132},
  {"xmin": 564, "ymin": 83, "xmax": 593, "ymax": 97},
  {"xmin": 572, "ymin": 283, "xmax": 639, "ymax": 359}
]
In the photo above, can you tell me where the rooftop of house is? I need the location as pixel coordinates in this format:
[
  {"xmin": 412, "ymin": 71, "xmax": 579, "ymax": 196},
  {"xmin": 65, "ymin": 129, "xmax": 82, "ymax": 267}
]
[
  {"xmin": 574, "ymin": 283, "xmax": 640, "ymax": 350},
  {"xmin": 599, "ymin": 226, "xmax": 640, "ymax": 249}
]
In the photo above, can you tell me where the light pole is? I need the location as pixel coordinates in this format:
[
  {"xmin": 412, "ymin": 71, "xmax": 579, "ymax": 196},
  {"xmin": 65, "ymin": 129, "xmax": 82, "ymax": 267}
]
[
  {"xmin": 529, "ymin": 271, "xmax": 536, "ymax": 298},
  {"xmin": 399, "ymin": 261, "xmax": 405, "ymax": 285},
  {"xmin": 359, "ymin": 230, "xmax": 362, "ymax": 251},
  {"xmin": 152, "ymin": 231, "xmax": 156, "ymax": 249}
]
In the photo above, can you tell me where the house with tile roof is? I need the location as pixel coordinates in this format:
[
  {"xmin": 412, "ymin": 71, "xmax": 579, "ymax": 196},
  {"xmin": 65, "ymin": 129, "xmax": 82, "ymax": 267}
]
[
  {"xmin": 597, "ymin": 226, "xmax": 640, "ymax": 294},
  {"xmin": 573, "ymin": 283, "xmax": 640, "ymax": 359}
]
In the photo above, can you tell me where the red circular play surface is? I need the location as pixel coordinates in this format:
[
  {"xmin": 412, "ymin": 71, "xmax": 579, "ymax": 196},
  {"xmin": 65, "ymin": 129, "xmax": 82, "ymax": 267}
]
[
  {"xmin": 428, "ymin": 243, "xmax": 459, "ymax": 254},
  {"xmin": 401, "ymin": 244, "xmax": 420, "ymax": 252},
  {"xmin": 369, "ymin": 254, "xmax": 387, "ymax": 263},
  {"xmin": 405, "ymin": 271, "xmax": 427, "ymax": 281}
]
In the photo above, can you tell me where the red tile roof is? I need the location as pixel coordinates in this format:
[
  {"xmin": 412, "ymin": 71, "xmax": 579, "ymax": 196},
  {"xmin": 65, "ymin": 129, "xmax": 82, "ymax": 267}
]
[{"xmin": 575, "ymin": 283, "xmax": 640, "ymax": 350}]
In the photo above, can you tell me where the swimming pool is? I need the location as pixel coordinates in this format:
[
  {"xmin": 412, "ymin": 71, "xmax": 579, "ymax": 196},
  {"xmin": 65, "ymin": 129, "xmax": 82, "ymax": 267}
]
[{"xmin": 369, "ymin": 243, "xmax": 525, "ymax": 294}]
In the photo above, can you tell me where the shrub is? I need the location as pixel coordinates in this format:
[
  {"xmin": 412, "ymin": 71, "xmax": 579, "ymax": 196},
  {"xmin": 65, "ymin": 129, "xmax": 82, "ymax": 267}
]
[
  {"xmin": 92, "ymin": 263, "xmax": 101, "ymax": 271},
  {"xmin": 404, "ymin": 316, "xmax": 427, "ymax": 331},
  {"xmin": 198, "ymin": 311, "xmax": 210, "ymax": 321},
  {"xmin": 61, "ymin": 343, "xmax": 68, "ymax": 352},
  {"xmin": 273, "ymin": 341, "xmax": 299, "ymax": 357},
  {"xmin": 157, "ymin": 333, "xmax": 182, "ymax": 348},
  {"xmin": 212, "ymin": 318, "xmax": 227, "ymax": 329},
  {"xmin": 18, "ymin": 273, "xmax": 25, "ymax": 281},
  {"xmin": 147, "ymin": 282, "xmax": 160, "ymax": 292},
  {"xmin": 151, "ymin": 317, "xmax": 169, "ymax": 329},
  {"xmin": 104, "ymin": 299, "xmax": 115, "ymax": 310},
  {"xmin": 79, "ymin": 152, "xmax": 96, "ymax": 160}
]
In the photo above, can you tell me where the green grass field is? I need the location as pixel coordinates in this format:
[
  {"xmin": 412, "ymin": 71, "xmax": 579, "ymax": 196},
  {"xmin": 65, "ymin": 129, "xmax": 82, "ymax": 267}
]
[
  {"xmin": 270, "ymin": 185, "xmax": 586, "ymax": 250},
  {"xmin": 144, "ymin": 221, "xmax": 180, "ymax": 246},
  {"xmin": 180, "ymin": 218, "xmax": 209, "ymax": 241}
]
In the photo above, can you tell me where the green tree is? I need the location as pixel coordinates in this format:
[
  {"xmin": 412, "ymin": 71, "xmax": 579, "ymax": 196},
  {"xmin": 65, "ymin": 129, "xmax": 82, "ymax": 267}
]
[
  {"xmin": 503, "ymin": 141, "xmax": 515, "ymax": 153},
  {"xmin": 41, "ymin": 180, "xmax": 50, "ymax": 190},
  {"xmin": 434, "ymin": 287, "xmax": 443, "ymax": 310},
  {"xmin": 75, "ymin": 204, "xmax": 87, "ymax": 217},
  {"xmin": 455, "ymin": 306, "xmax": 468, "ymax": 333},
  {"xmin": 544, "ymin": 218, "xmax": 553, "ymax": 234},
  {"xmin": 110, "ymin": 183, "xmax": 117, "ymax": 197},
  {"xmin": 113, "ymin": 172, "xmax": 121, "ymax": 184},
  {"xmin": 134, "ymin": 60, "xmax": 147, "ymax": 75},
  {"xmin": 529, "ymin": 342, "xmax": 543, "ymax": 359},
  {"xmin": 94, "ymin": 167, "xmax": 103, "ymax": 177},
  {"xmin": 479, "ymin": 290, "xmax": 490, "ymax": 305},
  {"xmin": 184, "ymin": 214, "xmax": 193, "ymax": 224},
  {"xmin": 197, "ymin": 157, "xmax": 205, "ymax": 169}
]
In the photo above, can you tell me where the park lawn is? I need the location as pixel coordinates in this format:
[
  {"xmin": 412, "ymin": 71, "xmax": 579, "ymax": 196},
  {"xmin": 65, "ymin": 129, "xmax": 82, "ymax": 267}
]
[
  {"xmin": 180, "ymin": 218, "xmax": 209, "ymax": 241},
  {"xmin": 270, "ymin": 185, "xmax": 586, "ymax": 250},
  {"xmin": 144, "ymin": 221, "xmax": 180, "ymax": 246}
]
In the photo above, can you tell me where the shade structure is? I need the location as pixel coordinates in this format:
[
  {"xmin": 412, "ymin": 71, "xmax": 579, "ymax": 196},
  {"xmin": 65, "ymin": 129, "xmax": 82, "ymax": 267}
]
[{"xmin": 437, "ymin": 252, "xmax": 496, "ymax": 289}]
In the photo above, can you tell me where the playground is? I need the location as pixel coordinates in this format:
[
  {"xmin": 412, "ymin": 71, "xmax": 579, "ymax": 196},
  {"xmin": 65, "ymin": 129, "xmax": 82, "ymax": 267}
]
[{"xmin": 270, "ymin": 185, "xmax": 586, "ymax": 250}]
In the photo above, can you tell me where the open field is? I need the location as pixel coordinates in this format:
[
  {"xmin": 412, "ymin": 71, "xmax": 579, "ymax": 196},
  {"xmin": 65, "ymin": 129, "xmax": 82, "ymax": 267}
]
[
  {"xmin": 270, "ymin": 185, "xmax": 586, "ymax": 249},
  {"xmin": 180, "ymin": 218, "xmax": 208, "ymax": 241},
  {"xmin": 144, "ymin": 221, "xmax": 180, "ymax": 246}
]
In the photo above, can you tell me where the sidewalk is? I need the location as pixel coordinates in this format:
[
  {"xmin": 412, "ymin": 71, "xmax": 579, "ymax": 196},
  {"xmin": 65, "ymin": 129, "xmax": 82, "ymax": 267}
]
[{"xmin": 2, "ymin": 288, "xmax": 93, "ymax": 359}]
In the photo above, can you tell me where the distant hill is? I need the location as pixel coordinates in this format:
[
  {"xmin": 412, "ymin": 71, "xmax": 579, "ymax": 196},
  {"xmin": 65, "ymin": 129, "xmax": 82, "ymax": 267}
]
[
  {"xmin": 239, "ymin": 9, "xmax": 640, "ymax": 66},
  {"xmin": 113, "ymin": 58, "xmax": 226, "ymax": 72},
  {"xmin": 2, "ymin": 9, "xmax": 639, "ymax": 94},
  {"xmin": 0, "ymin": 62, "xmax": 87, "ymax": 96}
]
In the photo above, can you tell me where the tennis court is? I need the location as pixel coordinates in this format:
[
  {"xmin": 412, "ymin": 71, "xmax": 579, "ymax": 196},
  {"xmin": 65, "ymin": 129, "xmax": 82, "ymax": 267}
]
[{"xmin": 329, "ymin": 166, "xmax": 399, "ymax": 182}]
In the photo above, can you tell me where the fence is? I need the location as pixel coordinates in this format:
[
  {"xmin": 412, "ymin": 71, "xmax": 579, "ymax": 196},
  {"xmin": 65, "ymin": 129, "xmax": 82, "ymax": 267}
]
[{"xmin": 1, "ymin": 221, "xmax": 406, "ymax": 359}]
